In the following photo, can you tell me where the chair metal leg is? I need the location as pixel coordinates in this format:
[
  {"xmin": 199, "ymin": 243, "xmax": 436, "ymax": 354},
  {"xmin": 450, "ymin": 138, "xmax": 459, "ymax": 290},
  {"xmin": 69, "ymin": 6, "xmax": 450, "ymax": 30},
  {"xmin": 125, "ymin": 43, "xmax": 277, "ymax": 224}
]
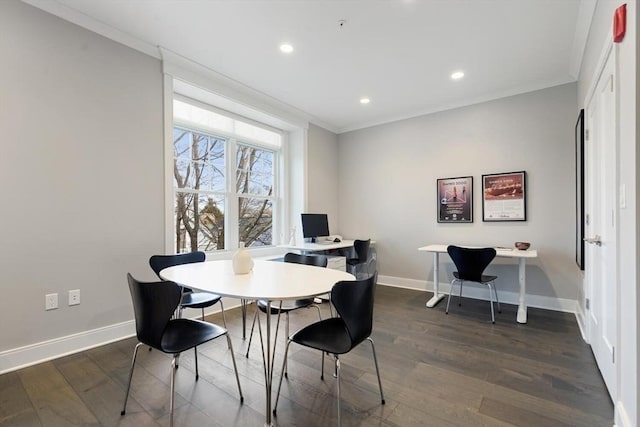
[
  {"xmin": 273, "ymin": 338, "xmax": 293, "ymax": 414},
  {"xmin": 174, "ymin": 304, "xmax": 184, "ymax": 368},
  {"xmin": 488, "ymin": 283, "xmax": 496, "ymax": 323},
  {"xmin": 284, "ymin": 312, "xmax": 290, "ymax": 377},
  {"xmin": 201, "ymin": 307, "xmax": 205, "ymax": 321},
  {"xmin": 120, "ymin": 342, "xmax": 142, "ymax": 416},
  {"xmin": 241, "ymin": 299, "xmax": 249, "ymax": 339},
  {"xmin": 225, "ymin": 333, "xmax": 244, "ymax": 402},
  {"xmin": 194, "ymin": 347, "xmax": 199, "ymax": 380},
  {"xmin": 492, "ymin": 282, "xmax": 501, "ymax": 313},
  {"xmin": 367, "ymin": 337, "xmax": 385, "ymax": 404},
  {"xmin": 446, "ymin": 279, "xmax": 456, "ymax": 314},
  {"xmin": 219, "ymin": 300, "xmax": 228, "ymax": 328},
  {"xmin": 245, "ymin": 308, "xmax": 258, "ymax": 358},
  {"xmin": 170, "ymin": 355, "xmax": 177, "ymax": 427},
  {"xmin": 218, "ymin": 300, "xmax": 230, "ymax": 349},
  {"xmin": 321, "ymin": 351, "xmax": 325, "ymax": 380},
  {"xmin": 458, "ymin": 279, "xmax": 463, "ymax": 306},
  {"xmin": 313, "ymin": 304, "xmax": 322, "ymax": 320},
  {"xmin": 335, "ymin": 355, "xmax": 341, "ymax": 427}
]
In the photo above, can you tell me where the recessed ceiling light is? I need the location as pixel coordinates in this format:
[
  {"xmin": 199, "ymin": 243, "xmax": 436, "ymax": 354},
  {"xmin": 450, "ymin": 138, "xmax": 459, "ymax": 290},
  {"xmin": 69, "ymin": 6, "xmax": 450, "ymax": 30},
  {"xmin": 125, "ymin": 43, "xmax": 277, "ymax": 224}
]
[
  {"xmin": 451, "ymin": 71, "xmax": 465, "ymax": 80},
  {"xmin": 360, "ymin": 97, "xmax": 370, "ymax": 104},
  {"xmin": 279, "ymin": 44, "xmax": 294, "ymax": 53}
]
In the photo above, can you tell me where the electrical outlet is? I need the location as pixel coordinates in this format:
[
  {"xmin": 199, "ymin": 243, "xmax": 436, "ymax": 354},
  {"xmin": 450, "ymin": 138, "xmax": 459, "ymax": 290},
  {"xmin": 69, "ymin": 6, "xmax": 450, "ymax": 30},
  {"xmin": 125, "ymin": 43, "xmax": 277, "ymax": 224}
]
[
  {"xmin": 45, "ymin": 293, "xmax": 58, "ymax": 310},
  {"xmin": 68, "ymin": 289, "xmax": 80, "ymax": 306}
]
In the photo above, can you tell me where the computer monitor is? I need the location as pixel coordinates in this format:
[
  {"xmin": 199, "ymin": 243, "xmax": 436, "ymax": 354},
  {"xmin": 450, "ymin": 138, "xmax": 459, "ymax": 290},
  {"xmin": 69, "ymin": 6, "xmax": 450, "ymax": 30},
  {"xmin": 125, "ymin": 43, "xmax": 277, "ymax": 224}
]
[{"xmin": 301, "ymin": 213, "xmax": 330, "ymax": 242}]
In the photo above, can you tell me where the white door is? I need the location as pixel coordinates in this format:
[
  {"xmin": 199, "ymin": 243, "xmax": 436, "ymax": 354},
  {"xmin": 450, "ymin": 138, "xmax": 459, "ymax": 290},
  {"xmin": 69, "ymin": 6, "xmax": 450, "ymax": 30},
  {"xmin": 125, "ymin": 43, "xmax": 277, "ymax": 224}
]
[{"xmin": 584, "ymin": 47, "xmax": 617, "ymax": 400}]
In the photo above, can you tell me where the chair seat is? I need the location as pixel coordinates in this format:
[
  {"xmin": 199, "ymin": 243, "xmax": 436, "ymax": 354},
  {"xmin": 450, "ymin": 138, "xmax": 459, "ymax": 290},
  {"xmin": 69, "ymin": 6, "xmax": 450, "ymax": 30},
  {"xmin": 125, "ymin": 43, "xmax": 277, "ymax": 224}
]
[
  {"xmin": 160, "ymin": 318, "xmax": 227, "ymax": 354},
  {"xmin": 180, "ymin": 291, "xmax": 222, "ymax": 309},
  {"xmin": 453, "ymin": 272, "xmax": 497, "ymax": 284},
  {"xmin": 256, "ymin": 298, "xmax": 315, "ymax": 314},
  {"xmin": 291, "ymin": 317, "xmax": 352, "ymax": 354}
]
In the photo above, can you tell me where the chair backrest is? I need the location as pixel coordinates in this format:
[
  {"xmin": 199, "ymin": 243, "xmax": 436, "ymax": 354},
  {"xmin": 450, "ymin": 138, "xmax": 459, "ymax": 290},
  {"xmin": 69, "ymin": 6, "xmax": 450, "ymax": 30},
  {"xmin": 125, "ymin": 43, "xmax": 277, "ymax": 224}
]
[
  {"xmin": 353, "ymin": 239, "xmax": 371, "ymax": 264},
  {"xmin": 284, "ymin": 252, "xmax": 328, "ymax": 267},
  {"xmin": 127, "ymin": 273, "xmax": 182, "ymax": 348},
  {"xmin": 331, "ymin": 274, "xmax": 376, "ymax": 348},
  {"xmin": 149, "ymin": 251, "xmax": 206, "ymax": 279},
  {"xmin": 446, "ymin": 245, "xmax": 496, "ymax": 282}
]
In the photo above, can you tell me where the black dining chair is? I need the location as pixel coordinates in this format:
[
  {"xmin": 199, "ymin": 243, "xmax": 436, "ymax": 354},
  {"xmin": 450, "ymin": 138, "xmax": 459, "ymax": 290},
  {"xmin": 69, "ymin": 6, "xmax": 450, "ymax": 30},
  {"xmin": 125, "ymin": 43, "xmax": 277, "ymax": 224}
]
[
  {"xmin": 273, "ymin": 274, "xmax": 385, "ymax": 426},
  {"xmin": 346, "ymin": 239, "xmax": 371, "ymax": 278},
  {"xmin": 446, "ymin": 245, "xmax": 501, "ymax": 323},
  {"xmin": 149, "ymin": 252, "xmax": 226, "ymax": 326},
  {"xmin": 245, "ymin": 253, "xmax": 327, "ymax": 372},
  {"xmin": 121, "ymin": 274, "xmax": 243, "ymax": 427}
]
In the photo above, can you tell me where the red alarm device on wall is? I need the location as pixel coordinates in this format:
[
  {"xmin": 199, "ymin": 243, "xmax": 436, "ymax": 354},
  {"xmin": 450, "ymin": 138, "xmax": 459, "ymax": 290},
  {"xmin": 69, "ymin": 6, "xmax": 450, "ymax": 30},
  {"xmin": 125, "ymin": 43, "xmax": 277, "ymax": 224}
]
[{"xmin": 613, "ymin": 4, "xmax": 626, "ymax": 43}]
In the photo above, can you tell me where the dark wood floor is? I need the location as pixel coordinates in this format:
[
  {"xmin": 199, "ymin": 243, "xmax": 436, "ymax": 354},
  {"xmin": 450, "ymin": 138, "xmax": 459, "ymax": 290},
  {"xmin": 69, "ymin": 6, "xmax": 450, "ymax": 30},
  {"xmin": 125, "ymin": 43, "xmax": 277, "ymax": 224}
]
[{"xmin": 1, "ymin": 286, "xmax": 613, "ymax": 426}]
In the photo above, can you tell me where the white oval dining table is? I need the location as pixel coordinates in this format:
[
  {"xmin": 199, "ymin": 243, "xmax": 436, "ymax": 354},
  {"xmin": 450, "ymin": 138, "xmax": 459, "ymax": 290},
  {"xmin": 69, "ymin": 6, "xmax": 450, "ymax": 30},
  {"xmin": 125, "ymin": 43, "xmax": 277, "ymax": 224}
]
[{"xmin": 160, "ymin": 259, "xmax": 355, "ymax": 426}]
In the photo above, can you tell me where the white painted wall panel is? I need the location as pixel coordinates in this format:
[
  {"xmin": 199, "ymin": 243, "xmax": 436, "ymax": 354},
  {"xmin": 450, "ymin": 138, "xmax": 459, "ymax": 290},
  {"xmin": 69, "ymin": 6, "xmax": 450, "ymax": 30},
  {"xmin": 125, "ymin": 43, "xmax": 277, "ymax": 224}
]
[{"xmin": 0, "ymin": 0, "xmax": 163, "ymax": 352}]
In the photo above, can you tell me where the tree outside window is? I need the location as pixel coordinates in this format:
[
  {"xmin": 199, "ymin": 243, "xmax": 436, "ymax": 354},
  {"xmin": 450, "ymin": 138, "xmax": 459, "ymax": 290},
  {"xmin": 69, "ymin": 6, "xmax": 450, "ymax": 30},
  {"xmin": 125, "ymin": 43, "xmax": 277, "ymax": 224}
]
[
  {"xmin": 237, "ymin": 144, "xmax": 274, "ymax": 247},
  {"xmin": 173, "ymin": 127, "xmax": 276, "ymax": 253}
]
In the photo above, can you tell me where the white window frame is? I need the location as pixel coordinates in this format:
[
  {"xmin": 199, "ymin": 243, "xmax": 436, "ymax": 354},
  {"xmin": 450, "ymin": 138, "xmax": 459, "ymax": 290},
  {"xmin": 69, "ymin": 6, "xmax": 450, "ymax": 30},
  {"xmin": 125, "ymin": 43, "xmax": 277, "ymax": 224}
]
[{"xmin": 169, "ymin": 95, "xmax": 283, "ymax": 254}]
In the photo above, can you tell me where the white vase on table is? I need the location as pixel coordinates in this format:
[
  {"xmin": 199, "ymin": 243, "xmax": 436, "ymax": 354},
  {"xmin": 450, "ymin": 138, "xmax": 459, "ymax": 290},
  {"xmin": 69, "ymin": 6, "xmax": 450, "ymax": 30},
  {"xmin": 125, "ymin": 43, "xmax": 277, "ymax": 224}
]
[{"xmin": 232, "ymin": 242, "xmax": 253, "ymax": 274}]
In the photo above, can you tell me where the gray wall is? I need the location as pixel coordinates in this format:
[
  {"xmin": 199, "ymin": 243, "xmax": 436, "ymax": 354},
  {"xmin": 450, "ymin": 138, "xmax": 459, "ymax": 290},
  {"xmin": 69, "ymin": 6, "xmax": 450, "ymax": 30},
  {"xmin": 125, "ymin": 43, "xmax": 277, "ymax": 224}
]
[
  {"xmin": 306, "ymin": 124, "xmax": 340, "ymax": 233},
  {"xmin": 0, "ymin": 0, "xmax": 164, "ymax": 351},
  {"xmin": 337, "ymin": 83, "xmax": 580, "ymax": 300}
]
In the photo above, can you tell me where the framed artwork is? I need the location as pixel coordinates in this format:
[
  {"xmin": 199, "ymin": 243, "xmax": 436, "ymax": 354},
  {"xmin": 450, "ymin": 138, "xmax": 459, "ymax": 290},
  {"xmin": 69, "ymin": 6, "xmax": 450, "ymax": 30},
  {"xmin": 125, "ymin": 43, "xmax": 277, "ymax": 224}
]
[
  {"xmin": 482, "ymin": 171, "xmax": 526, "ymax": 221},
  {"xmin": 437, "ymin": 176, "xmax": 473, "ymax": 223},
  {"xmin": 575, "ymin": 109, "xmax": 585, "ymax": 270}
]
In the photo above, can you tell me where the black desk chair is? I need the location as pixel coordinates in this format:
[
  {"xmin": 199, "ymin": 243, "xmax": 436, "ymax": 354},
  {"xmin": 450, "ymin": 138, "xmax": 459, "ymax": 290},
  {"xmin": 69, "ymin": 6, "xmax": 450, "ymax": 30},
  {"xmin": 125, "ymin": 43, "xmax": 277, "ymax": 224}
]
[
  {"xmin": 121, "ymin": 274, "xmax": 243, "ymax": 427},
  {"xmin": 346, "ymin": 239, "xmax": 371, "ymax": 278},
  {"xmin": 446, "ymin": 245, "xmax": 501, "ymax": 323},
  {"xmin": 273, "ymin": 274, "xmax": 385, "ymax": 426},
  {"xmin": 149, "ymin": 252, "xmax": 226, "ymax": 326},
  {"xmin": 245, "ymin": 253, "xmax": 327, "ymax": 373}
]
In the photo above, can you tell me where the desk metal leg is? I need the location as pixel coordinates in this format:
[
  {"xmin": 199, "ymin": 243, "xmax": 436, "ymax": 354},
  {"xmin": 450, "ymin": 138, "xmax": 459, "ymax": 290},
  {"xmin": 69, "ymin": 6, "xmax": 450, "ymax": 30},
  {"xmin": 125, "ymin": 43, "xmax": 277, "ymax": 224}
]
[
  {"xmin": 255, "ymin": 300, "xmax": 283, "ymax": 426},
  {"xmin": 517, "ymin": 258, "xmax": 527, "ymax": 323},
  {"xmin": 426, "ymin": 252, "xmax": 445, "ymax": 307}
]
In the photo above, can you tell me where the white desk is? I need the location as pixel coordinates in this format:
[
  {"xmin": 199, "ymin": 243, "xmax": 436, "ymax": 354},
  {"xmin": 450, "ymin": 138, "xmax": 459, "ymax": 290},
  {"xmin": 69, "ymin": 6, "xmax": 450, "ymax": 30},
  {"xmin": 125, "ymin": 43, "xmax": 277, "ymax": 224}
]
[
  {"xmin": 279, "ymin": 239, "xmax": 357, "ymax": 252},
  {"xmin": 418, "ymin": 244, "xmax": 538, "ymax": 324},
  {"xmin": 160, "ymin": 259, "xmax": 354, "ymax": 426}
]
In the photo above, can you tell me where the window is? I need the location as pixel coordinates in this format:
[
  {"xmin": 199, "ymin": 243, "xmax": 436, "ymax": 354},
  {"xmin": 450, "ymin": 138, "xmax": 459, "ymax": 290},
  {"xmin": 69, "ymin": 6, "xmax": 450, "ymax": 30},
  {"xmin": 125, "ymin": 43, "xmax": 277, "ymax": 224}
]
[
  {"xmin": 173, "ymin": 99, "xmax": 280, "ymax": 253},
  {"xmin": 237, "ymin": 144, "xmax": 274, "ymax": 246}
]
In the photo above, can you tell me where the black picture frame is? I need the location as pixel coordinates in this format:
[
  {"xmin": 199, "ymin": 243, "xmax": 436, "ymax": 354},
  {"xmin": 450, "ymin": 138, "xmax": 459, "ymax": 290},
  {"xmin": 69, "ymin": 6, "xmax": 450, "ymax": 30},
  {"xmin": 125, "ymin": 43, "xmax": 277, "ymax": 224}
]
[
  {"xmin": 575, "ymin": 109, "xmax": 585, "ymax": 270},
  {"xmin": 482, "ymin": 171, "xmax": 527, "ymax": 221},
  {"xmin": 437, "ymin": 176, "xmax": 473, "ymax": 223}
]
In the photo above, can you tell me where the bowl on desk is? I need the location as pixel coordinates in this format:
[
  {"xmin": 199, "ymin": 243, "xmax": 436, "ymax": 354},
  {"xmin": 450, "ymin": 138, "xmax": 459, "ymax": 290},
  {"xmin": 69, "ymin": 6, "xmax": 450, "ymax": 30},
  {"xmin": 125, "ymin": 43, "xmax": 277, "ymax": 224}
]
[{"xmin": 515, "ymin": 242, "xmax": 531, "ymax": 251}]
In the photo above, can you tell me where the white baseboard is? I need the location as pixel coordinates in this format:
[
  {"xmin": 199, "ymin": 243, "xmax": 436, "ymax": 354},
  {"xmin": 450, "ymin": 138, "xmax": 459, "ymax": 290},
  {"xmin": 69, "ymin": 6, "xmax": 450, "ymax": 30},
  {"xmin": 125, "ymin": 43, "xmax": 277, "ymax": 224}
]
[
  {"xmin": 575, "ymin": 300, "xmax": 588, "ymax": 342},
  {"xmin": 0, "ymin": 298, "xmax": 244, "ymax": 375},
  {"xmin": 616, "ymin": 401, "xmax": 632, "ymax": 427},
  {"xmin": 377, "ymin": 275, "xmax": 577, "ymax": 313},
  {"xmin": 0, "ymin": 320, "xmax": 136, "ymax": 375}
]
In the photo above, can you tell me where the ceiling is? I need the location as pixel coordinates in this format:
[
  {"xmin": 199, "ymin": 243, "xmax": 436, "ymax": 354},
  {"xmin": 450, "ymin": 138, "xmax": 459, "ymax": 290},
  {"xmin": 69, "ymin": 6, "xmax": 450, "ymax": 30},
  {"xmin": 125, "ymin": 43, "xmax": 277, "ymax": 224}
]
[{"xmin": 25, "ymin": 0, "xmax": 594, "ymax": 133}]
